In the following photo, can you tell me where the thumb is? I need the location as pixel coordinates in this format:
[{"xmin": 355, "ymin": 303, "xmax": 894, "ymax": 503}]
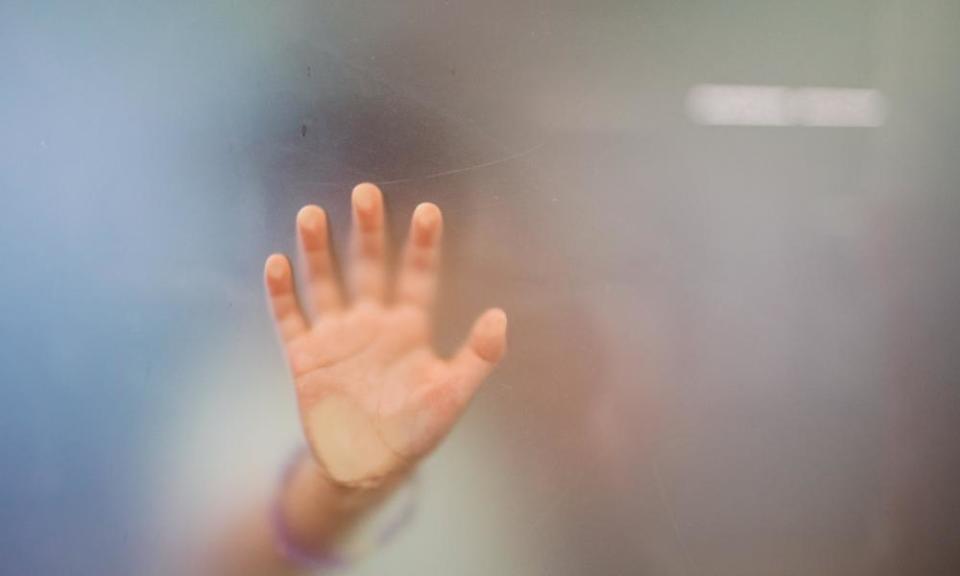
[{"xmin": 449, "ymin": 308, "xmax": 508, "ymax": 402}]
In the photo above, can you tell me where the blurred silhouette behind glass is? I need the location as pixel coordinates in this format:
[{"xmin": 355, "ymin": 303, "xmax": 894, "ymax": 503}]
[{"xmin": 1, "ymin": 1, "xmax": 958, "ymax": 575}]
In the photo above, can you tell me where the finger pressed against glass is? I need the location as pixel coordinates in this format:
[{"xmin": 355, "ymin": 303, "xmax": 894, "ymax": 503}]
[
  {"xmin": 349, "ymin": 183, "xmax": 387, "ymax": 303},
  {"xmin": 450, "ymin": 307, "xmax": 508, "ymax": 402},
  {"xmin": 264, "ymin": 253, "xmax": 309, "ymax": 343},
  {"xmin": 397, "ymin": 202, "xmax": 443, "ymax": 309},
  {"xmin": 296, "ymin": 204, "xmax": 343, "ymax": 316}
]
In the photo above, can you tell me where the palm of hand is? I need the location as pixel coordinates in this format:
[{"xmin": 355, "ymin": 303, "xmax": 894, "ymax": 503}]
[{"xmin": 265, "ymin": 184, "xmax": 506, "ymax": 488}]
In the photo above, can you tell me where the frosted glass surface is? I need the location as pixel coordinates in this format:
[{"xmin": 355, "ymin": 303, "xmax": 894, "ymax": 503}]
[{"xmin": 2, "ymin": 1, "xmax": 958, "ymax": 574}]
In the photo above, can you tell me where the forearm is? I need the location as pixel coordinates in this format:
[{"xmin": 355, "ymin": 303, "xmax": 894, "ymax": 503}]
[
  {"xmin": 277, "ymin": 451, "xmax": 408, "ymax": 557},
  {"xmin": 215, "ymin": 452, "xmax": 409, "ymax": 576}
]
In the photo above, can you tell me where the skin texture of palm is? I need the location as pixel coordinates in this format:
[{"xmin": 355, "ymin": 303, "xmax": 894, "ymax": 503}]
[{"xmin": 265, "ymin": 183, "xmax": 507, "ymax": 489}]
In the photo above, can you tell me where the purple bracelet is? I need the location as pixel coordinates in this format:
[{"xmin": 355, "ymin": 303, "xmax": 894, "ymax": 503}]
[{"xmin": 270, "ymin": 446, "xmax": 418, "ymax": 571}]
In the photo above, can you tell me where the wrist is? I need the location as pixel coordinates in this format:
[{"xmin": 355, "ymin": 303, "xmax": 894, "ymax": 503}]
[
  {"xmin": 272, "ymin": 446, "xmax": 419, "ymax": 569},
  {"xmin": 300, "ymin": 451, "xmax": 411, "ymax": 511}
]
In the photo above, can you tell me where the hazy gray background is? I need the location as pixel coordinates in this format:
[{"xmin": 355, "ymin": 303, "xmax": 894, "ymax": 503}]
[{"xmin": 1, "ymin": 1, "xmax": 958, "ymax": 574}]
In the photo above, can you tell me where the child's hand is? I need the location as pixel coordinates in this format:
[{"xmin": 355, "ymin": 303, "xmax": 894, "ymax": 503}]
[{"xmin": 265, "ymin": 183, "xmax": 507, "ymax": 489}]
